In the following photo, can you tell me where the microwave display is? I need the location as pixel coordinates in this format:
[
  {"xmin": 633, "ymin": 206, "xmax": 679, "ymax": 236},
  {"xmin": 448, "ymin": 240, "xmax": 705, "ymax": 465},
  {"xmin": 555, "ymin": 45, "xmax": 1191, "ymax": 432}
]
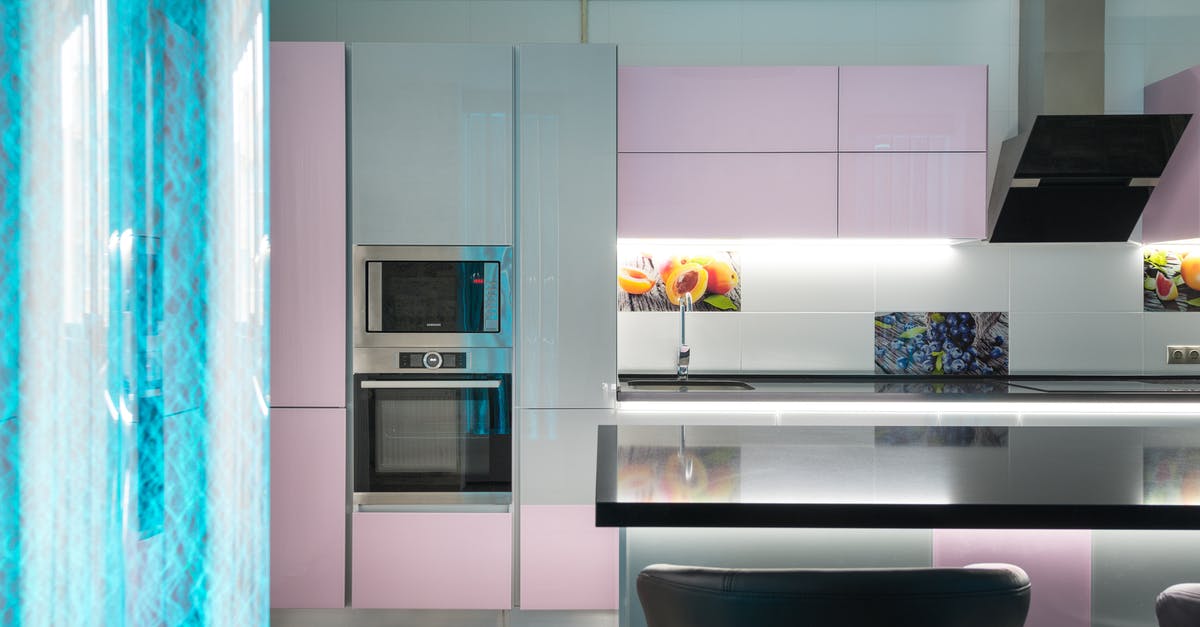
[{"xmin": 368, "ymin": 261, "xmax": 500, "ymax": 334}]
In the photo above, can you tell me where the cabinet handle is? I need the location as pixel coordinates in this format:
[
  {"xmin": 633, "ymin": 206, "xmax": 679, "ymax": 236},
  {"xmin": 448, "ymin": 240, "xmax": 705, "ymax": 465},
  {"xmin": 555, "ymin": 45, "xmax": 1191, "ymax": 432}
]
[{"xmin": 360, "ymin": 380, "xmax": 501, "ymax": 389}]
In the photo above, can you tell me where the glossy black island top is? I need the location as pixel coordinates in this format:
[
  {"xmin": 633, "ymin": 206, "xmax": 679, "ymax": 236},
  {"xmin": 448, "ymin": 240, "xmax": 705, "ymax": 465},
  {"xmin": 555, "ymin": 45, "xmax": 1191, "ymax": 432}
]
[
  {"xmin": 616, "ymin": 374, "xmax": 1200, "ymax": 403},
  {"xmin": 595, "ymin": 419, "xmax": 1200, "ymax": 530}
]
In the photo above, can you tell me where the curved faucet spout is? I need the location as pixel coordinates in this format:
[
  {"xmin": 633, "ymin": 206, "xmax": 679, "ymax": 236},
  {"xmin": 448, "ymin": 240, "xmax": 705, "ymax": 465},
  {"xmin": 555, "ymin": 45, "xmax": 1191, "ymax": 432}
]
[{"xmin": 677, "ymin": 292, "xmax": 693, "ymax": 380}]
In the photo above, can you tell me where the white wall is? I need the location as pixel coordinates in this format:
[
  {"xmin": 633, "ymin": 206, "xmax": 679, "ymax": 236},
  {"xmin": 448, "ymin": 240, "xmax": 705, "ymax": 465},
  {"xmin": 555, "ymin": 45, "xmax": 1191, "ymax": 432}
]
[{"xmin": 1106, "ymin": 0, "xmax": 1200, "ymax": 113}]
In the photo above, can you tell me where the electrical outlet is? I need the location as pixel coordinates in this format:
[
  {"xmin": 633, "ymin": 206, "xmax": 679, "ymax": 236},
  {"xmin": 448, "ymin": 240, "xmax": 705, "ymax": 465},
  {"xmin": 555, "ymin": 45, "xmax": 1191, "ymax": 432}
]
[{"xmin": 1167, "ymin": 345, "xmax": 1200, "ymax": 365}]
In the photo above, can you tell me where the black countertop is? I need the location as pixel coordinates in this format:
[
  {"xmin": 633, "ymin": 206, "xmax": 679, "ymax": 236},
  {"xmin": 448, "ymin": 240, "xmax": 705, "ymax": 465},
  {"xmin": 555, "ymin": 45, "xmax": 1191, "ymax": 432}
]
[
  {"xmin": 595, "ymin": 422, "xmax": 1200, "ymax": 529},
  {"xmin": 617, "ymin": 374, "xmax": 1200, "ymax": 403}
]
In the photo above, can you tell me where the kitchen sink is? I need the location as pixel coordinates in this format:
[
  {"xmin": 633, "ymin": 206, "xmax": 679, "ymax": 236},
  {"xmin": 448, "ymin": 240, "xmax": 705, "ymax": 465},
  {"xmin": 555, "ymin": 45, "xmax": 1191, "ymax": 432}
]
[{"xmin": 623, "ymin": 379, "xmax": 755, "ymax": 391}]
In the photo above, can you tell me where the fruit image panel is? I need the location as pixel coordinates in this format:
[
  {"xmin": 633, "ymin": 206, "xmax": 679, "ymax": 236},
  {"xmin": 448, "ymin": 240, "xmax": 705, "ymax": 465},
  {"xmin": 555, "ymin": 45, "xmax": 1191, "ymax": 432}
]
[
  {"xmin": 874, "ymin": 311, "xmax": 1009, "ymax": 376},
  {"xmin": 1143, "ymin": 246, "xmax": 1200, "ymax": 313},
  {"xmin": 617, "ymin": 249, "xmax": 741, "ymax": 312}
]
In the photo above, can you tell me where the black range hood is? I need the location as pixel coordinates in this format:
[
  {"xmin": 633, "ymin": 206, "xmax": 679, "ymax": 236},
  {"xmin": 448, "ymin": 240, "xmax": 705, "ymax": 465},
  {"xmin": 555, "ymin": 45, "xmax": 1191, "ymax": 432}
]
[{"xmin": 987, "ymin": 114, "xmax": 1192, "ymax": 242}]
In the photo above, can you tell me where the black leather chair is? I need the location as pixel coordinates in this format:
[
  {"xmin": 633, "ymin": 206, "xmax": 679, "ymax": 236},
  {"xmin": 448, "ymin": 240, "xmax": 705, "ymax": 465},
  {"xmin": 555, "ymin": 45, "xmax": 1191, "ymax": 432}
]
[
  {"xmin": 1156, "ymin": 583, "xmax": 1200, "ymax": 627},
  {"xmin": 637, "ymin": 563, "xmax": 1031, "ymax": 627}
]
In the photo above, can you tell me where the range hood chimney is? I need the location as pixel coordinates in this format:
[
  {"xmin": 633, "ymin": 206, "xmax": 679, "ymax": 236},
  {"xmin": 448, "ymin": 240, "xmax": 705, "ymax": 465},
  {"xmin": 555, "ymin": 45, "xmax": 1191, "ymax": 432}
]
[{"xmin": 987, "ymin": 0, "xmax": 1193, "ymax": 242}]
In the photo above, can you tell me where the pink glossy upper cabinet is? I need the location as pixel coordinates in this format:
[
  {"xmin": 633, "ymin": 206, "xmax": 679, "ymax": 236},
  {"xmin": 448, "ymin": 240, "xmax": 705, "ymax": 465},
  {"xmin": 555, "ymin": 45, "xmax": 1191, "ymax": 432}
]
[
  {"xmin": 270, "ymin": 42, "xmax": 346, "ymax": 408},
  {"xmin": 839, "ymin": 66, "xmax": 987, "ymax": 152},
  {"xmin": 618, "ymin": 66, "xmax": 838, "ymax": 152},
  {"xmin": 838, "ymin": 152, "xmax": 987, "ymax": 238},
  {"xmin": 618, "ymin": 153, "xmax": 837, "ymax": 238},
  {"xmin": 1143, "ymin": 66, "xmax": 1200, "ymax": 243}
]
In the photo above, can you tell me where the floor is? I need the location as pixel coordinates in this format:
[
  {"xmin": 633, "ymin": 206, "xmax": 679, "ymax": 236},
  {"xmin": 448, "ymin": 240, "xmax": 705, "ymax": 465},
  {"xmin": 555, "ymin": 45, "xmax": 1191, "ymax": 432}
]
[{"xmin": 270, "ymin": 609, "xmax": 618, "ymax": 627}]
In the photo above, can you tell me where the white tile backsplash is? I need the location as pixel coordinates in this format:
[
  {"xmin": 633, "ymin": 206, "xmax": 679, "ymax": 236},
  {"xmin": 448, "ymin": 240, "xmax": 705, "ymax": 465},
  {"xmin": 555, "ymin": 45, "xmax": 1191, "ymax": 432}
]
[
  {"xmin": 1009, "ymin": 242, "xmax": 1143, "ymax": 313},
  {"xmin": 617, "ymin": 311, "xmax": 741, "ymax": 374},
  {"xmin": 740, "ymin": 244, "xmax": 875, "ymax": 313},
  {"xmin": 1009, "ymin": 312, "xmax": 1145, "ymax": 374},
  {"xmin": 1143, "ymin": 314, "xmax": 1200, "ymax": 374},
  {"xmin": 739, "ymin": 313, "xmax": 874, "ymax": 373},
  {"xmin": 874, "ymin": 242, "xmax": 1010, "ymax": 313}
]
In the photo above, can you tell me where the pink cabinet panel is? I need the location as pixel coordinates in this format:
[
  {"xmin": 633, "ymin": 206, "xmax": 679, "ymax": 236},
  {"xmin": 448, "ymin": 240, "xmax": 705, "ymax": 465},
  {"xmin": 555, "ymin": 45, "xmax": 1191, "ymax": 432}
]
[
  {"xmin": 618, "ymin": 153, "xmax": 838, "ymax": 239},
  {"xmin": 270, "ymin": 42, "xmax": 346, "ymax": 408},
  {"xmin": 1143, "ymin": 66, "xmax": 1200, "ymax": 244},
  {"xmin": 520, "ymin": 505, "xmax": 618, "ymax": 610},
  {"xmin": 270, "ymin": 408, "xmax": 346, "ymax": 608},
  {"xmin": 618, "ymin": 66, "xmax": 838, "ymax": 152},
  {"xmin": 838, "ymin": 152, "xmax": 986, "ymax": 238},
  {"xmin": 351, "ymin": 512, "xmax": 512, "ymax": 609},
  {"xmin": 839, "ymin": 66, "xmax": 987, "ymax": 152},
  {"xmin": 934, "ymin": 530, "xmax": 1091, "ymax": 627}
]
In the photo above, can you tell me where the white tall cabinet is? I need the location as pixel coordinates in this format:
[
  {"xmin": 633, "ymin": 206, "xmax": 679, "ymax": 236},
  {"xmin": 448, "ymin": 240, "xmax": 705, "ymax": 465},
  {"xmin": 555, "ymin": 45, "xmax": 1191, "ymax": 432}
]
[
  {"xmin": 516, "ymin": 44, "xmax": 619, "ymax": 611},
  {"xmin": 349, "ymin": 43, "xmax": 513, "ymax": 245}
]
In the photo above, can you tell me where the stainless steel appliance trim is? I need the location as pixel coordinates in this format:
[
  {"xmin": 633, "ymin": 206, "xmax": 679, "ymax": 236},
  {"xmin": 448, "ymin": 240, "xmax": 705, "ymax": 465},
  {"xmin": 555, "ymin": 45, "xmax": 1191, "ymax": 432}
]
[
  {"xmin": 353, "ymin": 346, "xmax": 511, "ymax": 375},
  {"xmin": 366, "ymin": 261, "xmax": 382, "ymax": 332},
  {"xmin": 360, "ymin": 380, "xmax": 501, "ymax": 389},
  {"xmin": 1011, "ymin": 178, "xmax": 1040, "ymax": 188},
  {"xmin": 352, "ymin": 245, "xmax": 513, "ymax": 350},
  {"xmin": 354, "ymin": 492, "xmax": 512, "ymax": 507},
  {"xmin": 1129, "ymin": 177, "xmax": 1160, "ymax": 187}
]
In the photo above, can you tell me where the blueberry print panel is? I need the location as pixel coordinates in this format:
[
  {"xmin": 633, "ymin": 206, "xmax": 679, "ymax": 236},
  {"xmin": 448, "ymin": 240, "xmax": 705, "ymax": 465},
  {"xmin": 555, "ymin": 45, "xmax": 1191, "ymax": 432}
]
[
  {"xmin": 1144, "ymin": 247, "xmax": 1200, "ymax": 312},
  {"xmin": 618, "ymin": 249, "xmax": 741, "ymax": 312},
  {"xmin": 874, "ymin": 312, "xmax": 1009, "ymax": 375}
]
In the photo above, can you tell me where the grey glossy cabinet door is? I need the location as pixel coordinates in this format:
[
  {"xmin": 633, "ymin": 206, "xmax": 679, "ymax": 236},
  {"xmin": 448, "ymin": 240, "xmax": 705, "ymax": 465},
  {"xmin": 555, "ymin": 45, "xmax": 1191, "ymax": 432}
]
[
  {"xmin": 517, "ymin": 44, "xmax": 617, "ymax": 409},
  {"xmin": 349, "ymin": 43, "xmax": 512, "ymax": 245}
]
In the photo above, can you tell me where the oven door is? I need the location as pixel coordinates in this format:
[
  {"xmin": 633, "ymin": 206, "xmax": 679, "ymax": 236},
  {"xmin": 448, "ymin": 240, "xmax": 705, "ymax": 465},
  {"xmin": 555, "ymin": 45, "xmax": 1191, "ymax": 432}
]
[{"xmin": 353, "ymin": 373, "xmax": 511, "ymax": 501}]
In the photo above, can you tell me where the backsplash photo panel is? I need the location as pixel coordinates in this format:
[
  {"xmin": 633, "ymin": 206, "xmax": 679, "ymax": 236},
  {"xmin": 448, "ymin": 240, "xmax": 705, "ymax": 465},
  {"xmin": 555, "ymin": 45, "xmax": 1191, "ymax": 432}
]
[
  {"xmin": 1143, "ymin": 246, "xmax": 1200, "ymax": 312},
  {"xmin": 618, "ymin": 249, "xmax": 741, "ymax": 312},
  {"xmin": 875, "ymin": 312, "xmax": 1009, "ymax": 375}
]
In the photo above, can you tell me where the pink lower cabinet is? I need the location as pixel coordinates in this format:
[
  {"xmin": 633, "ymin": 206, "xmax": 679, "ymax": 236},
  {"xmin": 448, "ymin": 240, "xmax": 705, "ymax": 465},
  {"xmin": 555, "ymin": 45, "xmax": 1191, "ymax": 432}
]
[
  {"xmin": 519, "ymin": 505, "xmax": 619, "ymax": 610},
  {"xmin": 618, "ymin": 153, "xmax": 838, "ymax": 239},
  {"xmin": 351, "ymin": 512, "xmax": 513, "ymax": 609},
  {"xmin": 838, "ymin": 152, "xmax": 986, "ymax": 238},
  {"xmin": 270, "ymin": 408, "xmax": 346, "ymax": 608}
]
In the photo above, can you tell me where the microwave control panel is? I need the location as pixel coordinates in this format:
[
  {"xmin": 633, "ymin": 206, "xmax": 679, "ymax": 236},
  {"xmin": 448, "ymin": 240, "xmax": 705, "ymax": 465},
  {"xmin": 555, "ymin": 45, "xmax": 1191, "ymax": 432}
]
[
  {"xmin": 399, "ymin": 351, "xmax": 466, "ymax": 369},
  {"xmin": 482, "ymin": 263, "xmax": 500, "ymax": 333}
]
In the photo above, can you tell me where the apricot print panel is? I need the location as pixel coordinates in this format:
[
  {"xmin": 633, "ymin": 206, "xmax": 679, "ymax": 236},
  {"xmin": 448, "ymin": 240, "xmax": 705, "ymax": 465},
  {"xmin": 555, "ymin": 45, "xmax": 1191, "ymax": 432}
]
[
  {"xmin": 618, "ymin": 249, "xmax": 741, "ymax": 312},
  {"xmin": 1143, "ymin": 246, "xmax": 1200, "ymax": 312}
]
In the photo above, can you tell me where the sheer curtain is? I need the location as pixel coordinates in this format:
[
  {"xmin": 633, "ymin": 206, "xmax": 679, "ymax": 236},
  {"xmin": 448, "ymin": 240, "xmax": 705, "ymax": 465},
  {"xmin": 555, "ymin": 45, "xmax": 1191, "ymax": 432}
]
[{"xmin": 1, "ymin": 1, "xmax": 269, "ymax": 624}]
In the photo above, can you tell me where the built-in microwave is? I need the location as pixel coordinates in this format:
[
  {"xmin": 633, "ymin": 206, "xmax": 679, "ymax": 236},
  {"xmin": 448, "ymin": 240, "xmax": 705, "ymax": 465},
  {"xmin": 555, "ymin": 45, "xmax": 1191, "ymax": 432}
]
[{"xmin": 352, "ymin": 245, "xmax": 512, "ymax": 354}]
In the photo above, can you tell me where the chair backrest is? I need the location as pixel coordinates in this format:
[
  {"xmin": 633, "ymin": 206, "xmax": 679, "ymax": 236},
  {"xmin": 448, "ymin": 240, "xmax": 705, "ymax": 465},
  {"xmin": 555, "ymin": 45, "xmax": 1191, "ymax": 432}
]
[{"xmin": 637, "ymin": 563, "xmax": 1031, "ymax": 627}]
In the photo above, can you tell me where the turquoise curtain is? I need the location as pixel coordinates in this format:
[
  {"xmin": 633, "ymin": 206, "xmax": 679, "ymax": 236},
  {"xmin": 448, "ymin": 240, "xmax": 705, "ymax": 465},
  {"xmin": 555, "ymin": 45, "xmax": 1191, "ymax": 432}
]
[{"xmin": 0, "ymin": 1, "xmax": 269, "ymax": 624}]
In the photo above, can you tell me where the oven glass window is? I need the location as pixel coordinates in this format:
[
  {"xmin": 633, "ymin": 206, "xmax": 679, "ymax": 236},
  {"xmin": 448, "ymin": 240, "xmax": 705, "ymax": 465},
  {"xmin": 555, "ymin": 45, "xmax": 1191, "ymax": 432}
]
[
  {"xmin": 376, "ymin": 261, "xmax": 493, "ymax": 333},
  {"xmin": 356, "ymin": 377, "xmax": 512, "ymax": 493}
]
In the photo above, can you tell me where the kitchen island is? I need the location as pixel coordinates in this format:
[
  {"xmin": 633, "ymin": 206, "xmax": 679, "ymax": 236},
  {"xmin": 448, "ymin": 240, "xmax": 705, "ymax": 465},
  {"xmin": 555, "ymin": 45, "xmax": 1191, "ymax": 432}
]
[{"xmin": 602, "ymin": 375, "xmax": 1200, "ymax": 627}]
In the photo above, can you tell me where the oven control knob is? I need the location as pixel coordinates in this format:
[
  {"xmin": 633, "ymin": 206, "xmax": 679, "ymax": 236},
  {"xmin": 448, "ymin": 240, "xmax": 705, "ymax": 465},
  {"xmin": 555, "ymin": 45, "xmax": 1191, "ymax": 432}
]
[{"xmin": 422, "ymin": 351, "xmax": 443, "ymax": 369}]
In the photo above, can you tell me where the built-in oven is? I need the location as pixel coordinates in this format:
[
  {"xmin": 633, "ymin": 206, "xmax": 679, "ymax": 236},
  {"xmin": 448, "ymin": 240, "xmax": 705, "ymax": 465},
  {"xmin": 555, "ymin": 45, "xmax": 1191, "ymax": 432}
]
[{"xmin": 351, "ymin": 242, "xmax": 513, "ymax": 511}]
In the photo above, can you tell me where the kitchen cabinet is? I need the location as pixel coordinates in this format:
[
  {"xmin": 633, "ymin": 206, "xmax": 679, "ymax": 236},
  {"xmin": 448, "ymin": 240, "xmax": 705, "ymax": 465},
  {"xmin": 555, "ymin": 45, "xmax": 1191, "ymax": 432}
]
[
  {"xmin": 839, "ymin": 65, "xmax": 987, "ymax": 152},
  {"xmin": 351, "ymin": 512, "xmax": 512, "ymax": 609},
  {"xmin": 349, "ymin": 43, "xmax": 512, "ymax": 246},
  {"xmin": 617, "ymin": 66, "xmax": 838, "ymax": 153},
  {"xmin": 837, "ymin": 152, "xmax": 987, "ymax": 238},
  {"xmin": 270, "ymin": 42, "xmax": 346, "ymax": 408},
  {"xmin": 1143, "ymin": 65, "xmax": 1200, "ymax": 244},
  {"xmin": 517, "ymin": 44, "xmax": 617, "ymax": 409},
  {"xmin": 618, "ymin": 153, "xmax": 838, "ymax": 239},
  {"xmin": 270, "ymin": 408, "xmax": 345, "ymax": 609},
  {"xmin": 518, "ymin": 408, "xmax": 618, "ymax": 610}
]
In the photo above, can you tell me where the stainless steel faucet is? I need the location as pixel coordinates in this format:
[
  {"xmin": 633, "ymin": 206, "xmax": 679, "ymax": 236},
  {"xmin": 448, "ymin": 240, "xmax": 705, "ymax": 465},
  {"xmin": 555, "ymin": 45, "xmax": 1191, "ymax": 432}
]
[{"xmin": 677, "ymin": 292, "xmax": 692, "ymax": 380}]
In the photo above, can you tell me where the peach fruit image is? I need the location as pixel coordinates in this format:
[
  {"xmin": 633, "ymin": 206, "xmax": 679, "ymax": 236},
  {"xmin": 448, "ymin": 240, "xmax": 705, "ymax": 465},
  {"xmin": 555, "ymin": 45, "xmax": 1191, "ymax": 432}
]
[
  {"xmin": 1181, "ymin": 254, "xmax": 1200, "ymax": 291},
  {"xmin": 617, "ymin": 266, "xmax": 655, "ymax": 294},
  {"xmin": 664, "ymin": 262, "xmax": 708, "ymax": 306},
  {"xmin": 702, "ymin": 259, "xmax": 738, "ymax": 295}
]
